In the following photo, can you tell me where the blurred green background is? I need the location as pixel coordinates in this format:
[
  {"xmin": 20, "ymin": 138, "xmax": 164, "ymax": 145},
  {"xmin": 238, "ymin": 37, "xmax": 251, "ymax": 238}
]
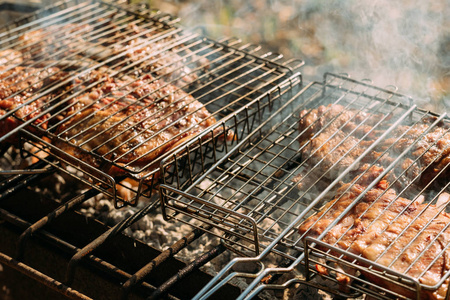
[{"xmin": 138, "ymin": 0, "xmax": 449, "ymax": 112}]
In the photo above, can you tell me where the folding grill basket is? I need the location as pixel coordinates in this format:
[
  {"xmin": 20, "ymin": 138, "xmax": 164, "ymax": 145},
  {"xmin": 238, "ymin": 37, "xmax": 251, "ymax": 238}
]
[
  {"xmin": 0, "ymin": 0, "xmax": 303, "ymax": 207},
  {"xmin": 160, "ymin": 73, "xmax": 450, "ymax": 300}
]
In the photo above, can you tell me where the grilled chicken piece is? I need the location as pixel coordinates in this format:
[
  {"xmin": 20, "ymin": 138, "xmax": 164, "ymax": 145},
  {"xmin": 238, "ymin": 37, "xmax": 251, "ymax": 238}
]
[
  {"xmin": 298, "ymin": 165, "xmax": 450, "ymax": 300},
  {"xmin": 0, "ymin": 49, "xmax": 23, "ymax": 65},
  {"xmin": 0, "ymin": 64, "xmax": 68, "ymax": 142},
  {"xmin": 293, "ymin": 104, "xmax": 384, "ymax": 189},
  {"xmin": 18, "ymin": 22, "xmax": 208, "ymax": 84},
  {"xmin": 53, "ymin": 72, "xmax": 217, "ymax": 178},
  {"xmin": 294, "ymin": 104, "xmax": 450, "ymax": 191}
]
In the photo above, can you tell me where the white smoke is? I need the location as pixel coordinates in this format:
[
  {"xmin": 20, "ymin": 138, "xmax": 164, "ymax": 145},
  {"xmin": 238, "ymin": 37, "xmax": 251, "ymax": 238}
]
[
  {"xmin": 153, "ymin": 0, "xmax": 450, "ymax": 112},
  {"xmin": 303, "ymin": 0, "xmax": 448, "ymax": 110}
]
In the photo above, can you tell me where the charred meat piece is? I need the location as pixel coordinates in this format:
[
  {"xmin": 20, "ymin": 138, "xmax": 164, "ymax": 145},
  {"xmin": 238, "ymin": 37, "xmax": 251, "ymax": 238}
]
[
  {"xmin": 18, "ymin": 22, "xmax": 208, "ymax": 84},
  {"xmin": 0, "ymin": 64, "xmax": 68, "ymax": 142},
  {"xmin": 294, "ymin": 104, "xmax": 450, "ymax": 190},
  {"xmin": 293, "ymin": 104, "xmax": 385, "ymax": 189},
  {"xmin": 53, "ymin": 73, "xmax": 217, "ymax": 178},
  {"xmin": 298, "ymin": 165, "xmax": 450, "ymax": 300}
]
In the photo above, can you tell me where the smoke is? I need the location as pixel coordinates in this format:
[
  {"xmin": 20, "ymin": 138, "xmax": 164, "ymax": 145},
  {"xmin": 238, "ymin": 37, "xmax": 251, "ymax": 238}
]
[
  {"xmin": 155, "ymin": 0, "xmax": 450, "ymax": 112},
  {"xmin": 301, "ymin": 0, "xmax": 449, "ymax": 110}
]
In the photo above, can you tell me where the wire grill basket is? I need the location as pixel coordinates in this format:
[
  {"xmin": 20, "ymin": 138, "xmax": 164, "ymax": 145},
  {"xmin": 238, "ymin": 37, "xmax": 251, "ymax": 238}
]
[
  {"xmin": 161, "ymin": 73, "xmax": 450, "ymax": 300},
  {"xmin": 0, "ymin": 0, "xmax": 303, "ymax": 207}
]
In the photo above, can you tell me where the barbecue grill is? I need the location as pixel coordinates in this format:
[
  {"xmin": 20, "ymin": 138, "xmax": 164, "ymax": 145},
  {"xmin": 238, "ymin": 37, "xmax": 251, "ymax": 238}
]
[
  {"xmin": 0, "ymin": 0, "xmax": 303, "ymax": 299},
  {"xmin": 160, "ymin": 73, "xmax": 450, "ymax": 299},
  {"xmin": 0, "ymin": 0, "xmax": 302, "ymax": 208},
  {"xmin": 1, "ymin": 1, "xmax": 450, "ymax": 300}
]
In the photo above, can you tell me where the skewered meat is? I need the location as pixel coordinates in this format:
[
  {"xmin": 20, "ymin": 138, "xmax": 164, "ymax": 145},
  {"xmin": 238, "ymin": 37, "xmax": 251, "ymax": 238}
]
[
  {"xmin": 53, "ymin": 72, "xmax": 218, "ymax": 178},
  {"xmin": 298, "ymin": 165, "xmax": 450, "ymax": 300},
  {"xmin": 0, "ymin": 64, "xmax": 68, "ymax": 142}
]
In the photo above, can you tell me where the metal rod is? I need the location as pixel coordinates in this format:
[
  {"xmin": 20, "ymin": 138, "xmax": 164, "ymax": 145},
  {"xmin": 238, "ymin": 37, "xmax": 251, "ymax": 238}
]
[
  {"xmin": 0, "ymin": 207, "xmax": 166, "ymax": 299},
  {"xmin": 16, "ymin": 188, "xmax": 100, "ymax": 260},
  {"xmin": 65, "ymin": 199, "xmax": 160, "ymax": 285},
  {"xmin": 148, "ymin": 244, "xmax": 227, "ymax": 300},
  {"xmin": 0, "ymin": 172, "xmax": 50, "ymax": 200},
  {"xmin": 121, "ymin": 225, "xmax": 211, "ymax": 299},
  {"xmin": 0, "ymin": 159, "xmax": 50, "ymax": 193},
  {"xmin": 0, "ymin": 251, "xmax": 92, "ymax": 300}
]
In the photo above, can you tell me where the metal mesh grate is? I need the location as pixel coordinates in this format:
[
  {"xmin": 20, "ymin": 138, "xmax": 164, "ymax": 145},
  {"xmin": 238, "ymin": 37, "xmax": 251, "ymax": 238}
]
[
  {"xmin": 0, "ymin": 0, "xmax": 302, "ymax": 207},
  {"xmin": 161, "ymin": 73, "xmax": 450, "ymax": 299}
]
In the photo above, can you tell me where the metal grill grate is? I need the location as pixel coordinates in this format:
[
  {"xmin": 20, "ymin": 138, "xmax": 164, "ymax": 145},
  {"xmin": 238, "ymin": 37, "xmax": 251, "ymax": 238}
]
[
  {"xmin": 0, "ymin": 0, "xmax": 302, "ymax": 207},
  {"xmin": 161, "ymin": 73, "xmax": 450, "ymax": 299}
]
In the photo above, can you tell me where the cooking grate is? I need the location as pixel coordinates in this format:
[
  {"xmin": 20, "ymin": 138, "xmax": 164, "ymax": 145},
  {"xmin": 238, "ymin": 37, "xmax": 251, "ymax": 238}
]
[
  {"xmin": 160, "ymin": 73, "xmax": 450, "ymax": 299},
  {"xmin": 0, "ymin": 0, "xmax": 302, "ymax": 207}
]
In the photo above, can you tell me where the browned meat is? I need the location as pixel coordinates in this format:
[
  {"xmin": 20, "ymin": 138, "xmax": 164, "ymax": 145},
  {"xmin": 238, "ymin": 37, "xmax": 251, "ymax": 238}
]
[
  {"xmin": 53, "ymin": 73, "xmax": 217, "ymax": 178},
  {"xmin": 294, "ymin": 104, "xmax": 450, "ymax": 190},
  {"xmin": 293, "ymin": 104, "xmax": 385, "ymax": 189},
  {"xmin": 0, "ymin": 64, "xmax": 68, "ymax": 142},
  {"xmin": 298, "ymin": 165, "xmax": 450, "ymax": 300},
  {"xmin": 18, "ymin": 22, "xmax": 208, "ymax": 84},
  {"xmin": 0, "ymin": 49, "xmax": 23, "ymax": 65},
  {"xmin": 298, "ymin": 165, "xmax": 391, "ymax": 246},
  {"xmin": 383, "ymin": 122, "xmax": 450, "ymax": 185}
]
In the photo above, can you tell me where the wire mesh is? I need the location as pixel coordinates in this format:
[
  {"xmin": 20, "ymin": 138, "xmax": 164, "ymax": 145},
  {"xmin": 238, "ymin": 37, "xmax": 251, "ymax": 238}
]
[
  {"xmin": 161, "ymin": 73, "xmax": 450, "ymax": 299},
  {"xmin": 0, "ymin": 0, "xmax": 302, "ymax": 207}
]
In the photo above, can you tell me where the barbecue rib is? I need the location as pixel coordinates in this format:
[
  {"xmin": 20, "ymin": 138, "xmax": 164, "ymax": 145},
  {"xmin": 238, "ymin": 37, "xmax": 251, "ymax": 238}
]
[
  {"xmin": 294, "ymin": 104, "xmax": 450, "ymax": 190},
  {"xmin": 298, "ymin": 165, "xmax": 450, "ymax": 300},
  {"xmin": 53, "ymin": 72, "xmax": 218, "ymax": 178}
]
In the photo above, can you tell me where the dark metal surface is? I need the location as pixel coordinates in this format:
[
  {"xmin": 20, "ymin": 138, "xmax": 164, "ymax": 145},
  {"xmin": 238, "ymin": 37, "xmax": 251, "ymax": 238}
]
[{"xmin": 0, "ymin": 183, "xmax": 242, "ymax": 300}]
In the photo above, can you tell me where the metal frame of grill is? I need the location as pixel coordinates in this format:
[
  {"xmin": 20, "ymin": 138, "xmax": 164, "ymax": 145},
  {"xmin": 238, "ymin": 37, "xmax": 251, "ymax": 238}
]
[
  {"xmin": 160, "ymin": 73, "xmax": 450, "ymax": 300},
  {"xmin": 0, "ymin": 172, "xmax": 245, "ymax": 300},
  {"xmin": 0, "ymin": 0, "xmax": 303, "ymax": 208}
]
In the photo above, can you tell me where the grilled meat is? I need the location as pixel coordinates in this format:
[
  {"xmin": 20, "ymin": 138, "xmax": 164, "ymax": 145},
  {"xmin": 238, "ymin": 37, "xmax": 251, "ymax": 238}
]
[
  {"xmin": 0, "ymin": 49, "xmax": 23, "ymax": 66},
  {"xmin": 53, "ymin": 72, "xmax": 217, "ymax": 178},
  {"xmin": 298, "ymin": 165, "xmax": 450, "ymax": 300},
  {"xmin": 298, "ymin": 165, "xmax": 390, "ymax": 245},
  {"xmin": 294, "ymin": 104, "xmax": 450, "ymax": 190},
  {"xmin": 293, "ymin": 104, "xmax": 386, "ymax": 189},
  {"xmin": 18, "ymin": 22, "xmax": 208, "ymax": 84},
  {"xmin": 357, "ymin": 192, "xmax": 450, "ymax": 300},
  {"xmin": 0, "ymin": 64, "xmax": 68, "ymax": 142}
]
